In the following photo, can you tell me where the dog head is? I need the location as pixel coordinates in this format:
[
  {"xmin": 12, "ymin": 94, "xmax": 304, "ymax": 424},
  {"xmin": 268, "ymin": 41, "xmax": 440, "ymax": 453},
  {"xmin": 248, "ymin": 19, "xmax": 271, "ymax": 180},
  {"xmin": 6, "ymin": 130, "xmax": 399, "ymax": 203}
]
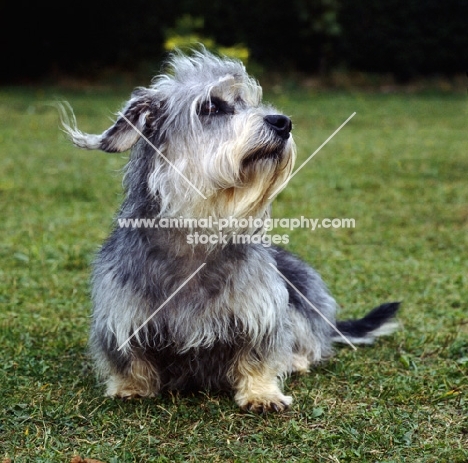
[{"xmin": 63, "ymin": 49, "xmax": 296, "ymax": 222}]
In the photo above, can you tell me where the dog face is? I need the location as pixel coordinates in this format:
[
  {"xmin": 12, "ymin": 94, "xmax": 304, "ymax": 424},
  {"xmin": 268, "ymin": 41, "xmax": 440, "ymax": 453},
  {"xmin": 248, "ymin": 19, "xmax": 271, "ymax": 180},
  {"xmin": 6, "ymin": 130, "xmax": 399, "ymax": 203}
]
[{"xmin": 64, "ymin": 50, "xmax": 296, "ymax": 221}]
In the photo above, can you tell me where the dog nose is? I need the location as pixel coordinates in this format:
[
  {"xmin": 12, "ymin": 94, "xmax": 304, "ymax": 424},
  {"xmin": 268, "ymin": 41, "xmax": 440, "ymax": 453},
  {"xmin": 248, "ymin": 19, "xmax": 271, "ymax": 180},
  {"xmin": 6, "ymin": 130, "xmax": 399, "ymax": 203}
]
[{"xmin": 264, "ymin": 115, "xmax": 292, "ymax": 140}]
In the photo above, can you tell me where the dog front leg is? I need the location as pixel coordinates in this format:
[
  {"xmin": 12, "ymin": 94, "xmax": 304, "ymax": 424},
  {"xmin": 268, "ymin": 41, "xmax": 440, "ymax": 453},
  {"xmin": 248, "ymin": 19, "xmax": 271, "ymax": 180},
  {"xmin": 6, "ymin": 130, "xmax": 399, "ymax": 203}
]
[
  {"xmin": 105, "ymin": 357, "xmax": 161, "ymax": 399},
  {"xmin": 232, "ymin": 356, "xmax": 292, "ymax": 413}
]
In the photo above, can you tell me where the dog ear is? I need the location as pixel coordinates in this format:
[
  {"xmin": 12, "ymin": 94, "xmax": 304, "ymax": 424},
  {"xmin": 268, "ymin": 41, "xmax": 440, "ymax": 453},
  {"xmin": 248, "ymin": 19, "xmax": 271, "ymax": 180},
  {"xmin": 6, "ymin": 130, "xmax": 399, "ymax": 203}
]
[{"xmin": 61, "ymin": 88, "xmax": 156, "ymax": 153}]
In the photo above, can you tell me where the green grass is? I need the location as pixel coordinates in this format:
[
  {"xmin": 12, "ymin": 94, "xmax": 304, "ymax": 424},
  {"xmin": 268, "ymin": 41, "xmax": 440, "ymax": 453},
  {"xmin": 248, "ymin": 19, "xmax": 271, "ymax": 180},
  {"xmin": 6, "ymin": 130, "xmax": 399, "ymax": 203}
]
[{"xmin": 1, "ymin": 84, "xmax": 467, "ymax": 463}]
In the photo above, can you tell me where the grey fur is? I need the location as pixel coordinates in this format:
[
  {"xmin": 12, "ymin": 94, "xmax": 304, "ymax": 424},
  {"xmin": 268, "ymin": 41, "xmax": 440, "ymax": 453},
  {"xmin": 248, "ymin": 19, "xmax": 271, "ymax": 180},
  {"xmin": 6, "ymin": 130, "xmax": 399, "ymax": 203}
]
[{"xmin": 62, "ymin": 49, "xmax": 398, "ymax": 412}]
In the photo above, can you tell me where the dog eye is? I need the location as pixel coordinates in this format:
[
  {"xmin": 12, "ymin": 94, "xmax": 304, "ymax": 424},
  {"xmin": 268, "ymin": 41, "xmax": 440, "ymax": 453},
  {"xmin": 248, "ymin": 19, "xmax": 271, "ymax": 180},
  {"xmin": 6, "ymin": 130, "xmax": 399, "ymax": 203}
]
[{"xmin": 199, "ymin": 101, "xmax": 220, "ymax": 116}]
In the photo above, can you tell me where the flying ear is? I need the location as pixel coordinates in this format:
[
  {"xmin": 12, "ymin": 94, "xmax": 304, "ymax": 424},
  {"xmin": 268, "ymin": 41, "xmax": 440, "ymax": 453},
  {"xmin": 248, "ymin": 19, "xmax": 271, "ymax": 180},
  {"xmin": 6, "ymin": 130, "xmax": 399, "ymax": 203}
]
[{"xmin": 60, "ymin": 88, "xmax": 156, "ymax": 153}]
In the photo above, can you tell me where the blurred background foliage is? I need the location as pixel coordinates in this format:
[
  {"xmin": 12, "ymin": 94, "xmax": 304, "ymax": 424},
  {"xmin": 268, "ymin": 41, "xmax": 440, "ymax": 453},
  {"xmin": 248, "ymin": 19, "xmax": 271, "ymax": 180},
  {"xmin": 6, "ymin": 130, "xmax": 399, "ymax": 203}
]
[{"xmin": 0, "ymin": 0, "xmax": 466, "ymax": 83}]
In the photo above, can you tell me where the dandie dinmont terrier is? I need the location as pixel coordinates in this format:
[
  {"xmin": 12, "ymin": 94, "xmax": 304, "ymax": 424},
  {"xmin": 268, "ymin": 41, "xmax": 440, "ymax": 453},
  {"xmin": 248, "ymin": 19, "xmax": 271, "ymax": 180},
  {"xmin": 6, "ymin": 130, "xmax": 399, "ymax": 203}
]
[{"xmin": 62, "ymin": 49, "xmax": 399, "ymax": 412}]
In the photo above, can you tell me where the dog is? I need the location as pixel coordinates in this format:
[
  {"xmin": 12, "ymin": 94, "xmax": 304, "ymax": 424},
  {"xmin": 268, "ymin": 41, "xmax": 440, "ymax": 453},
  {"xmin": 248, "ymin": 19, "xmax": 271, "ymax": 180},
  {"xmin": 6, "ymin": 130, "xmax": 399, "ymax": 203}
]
[{"xmin": 61, "ymin": 49, "xmax": 399, "ymax": 413}]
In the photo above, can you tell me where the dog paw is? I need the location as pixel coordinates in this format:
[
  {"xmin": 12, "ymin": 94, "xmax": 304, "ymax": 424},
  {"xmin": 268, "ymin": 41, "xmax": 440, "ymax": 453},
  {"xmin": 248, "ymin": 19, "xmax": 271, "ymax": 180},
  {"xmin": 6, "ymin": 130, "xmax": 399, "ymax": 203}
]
[
  {"xmin": 105, "ymin": 375, "xmax": 156, "ymax": 399},
  {"xmin": 106, "ymin": 388, "xmax": 145, "ymax": 400},
  {"xmin": 239, "ymin": 394, "xmax": 293, "ymax": 413},
  {"xmin": 115, "ymin": 392, "xmax": 142, "ymax": 400}
]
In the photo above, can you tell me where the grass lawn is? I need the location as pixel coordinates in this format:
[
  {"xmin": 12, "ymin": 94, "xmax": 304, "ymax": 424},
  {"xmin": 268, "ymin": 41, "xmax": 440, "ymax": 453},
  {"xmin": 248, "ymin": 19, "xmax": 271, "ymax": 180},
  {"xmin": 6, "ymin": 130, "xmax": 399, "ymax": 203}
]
[{"xmin": 0, "ymin": 83, "xmax": 467, "ymax": 462}]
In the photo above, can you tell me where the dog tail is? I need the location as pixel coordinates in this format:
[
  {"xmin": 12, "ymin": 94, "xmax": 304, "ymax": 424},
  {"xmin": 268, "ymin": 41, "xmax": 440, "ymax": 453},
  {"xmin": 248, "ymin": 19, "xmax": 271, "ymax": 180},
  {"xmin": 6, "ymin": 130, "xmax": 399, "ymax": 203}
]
[{"xmin": 332, "ymin": 302, "xmax": 400, "ymax": 345}]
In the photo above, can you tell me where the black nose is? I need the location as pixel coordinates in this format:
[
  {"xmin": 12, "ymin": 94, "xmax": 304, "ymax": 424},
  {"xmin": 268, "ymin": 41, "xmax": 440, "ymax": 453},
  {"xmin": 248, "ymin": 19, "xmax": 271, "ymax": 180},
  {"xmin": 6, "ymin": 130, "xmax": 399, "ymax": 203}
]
[{"xmin": 264, "ymin": 115, "xmax": 292, "ymax": 140}]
